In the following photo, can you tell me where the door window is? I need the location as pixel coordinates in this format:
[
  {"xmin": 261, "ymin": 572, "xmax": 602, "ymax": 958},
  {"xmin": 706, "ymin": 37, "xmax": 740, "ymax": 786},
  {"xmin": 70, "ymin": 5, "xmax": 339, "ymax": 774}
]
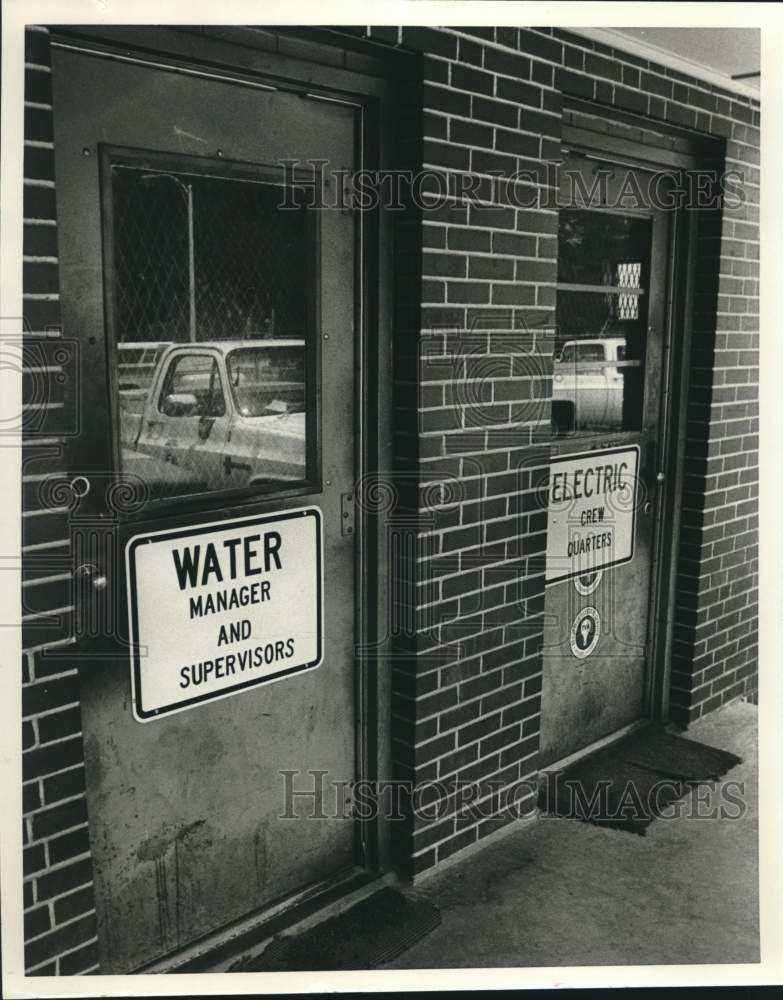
[
  {"xmin": 553, "ymin": 209, "xmax": 652, "ymax": 436},
  {"xmin": 107, "ymin": 154, "xmax": 318, "ymax": 502}
]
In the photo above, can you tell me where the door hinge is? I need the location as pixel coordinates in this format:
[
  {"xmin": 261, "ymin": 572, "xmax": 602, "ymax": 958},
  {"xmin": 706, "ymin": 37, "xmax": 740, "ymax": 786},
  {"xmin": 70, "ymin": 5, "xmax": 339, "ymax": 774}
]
[{"xmin": 341, "ymin": 491, "xmax": 354, "ymax": 536}]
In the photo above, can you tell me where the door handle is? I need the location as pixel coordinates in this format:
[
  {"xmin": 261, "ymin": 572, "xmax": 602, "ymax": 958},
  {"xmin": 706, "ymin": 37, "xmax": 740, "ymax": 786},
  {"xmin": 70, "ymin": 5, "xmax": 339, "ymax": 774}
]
[{"xmin": 643, "ymin": 473, "xmax": 665, "ymax": 514}]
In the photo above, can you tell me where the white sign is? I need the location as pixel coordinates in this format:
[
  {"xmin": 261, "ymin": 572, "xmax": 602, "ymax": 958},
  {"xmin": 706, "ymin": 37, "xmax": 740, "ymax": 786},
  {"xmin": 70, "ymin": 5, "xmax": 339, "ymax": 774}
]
[
  {"xmin": 126, "ymin": 508, "xmax": 323, "ymax": 721},
  {"xmin": 546, "ymin": 445, "xmax": 639, "ymax": 585}
]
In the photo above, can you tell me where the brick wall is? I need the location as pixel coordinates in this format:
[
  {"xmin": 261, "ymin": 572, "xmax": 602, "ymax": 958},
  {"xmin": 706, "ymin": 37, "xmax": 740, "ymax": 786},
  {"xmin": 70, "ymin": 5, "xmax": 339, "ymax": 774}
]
[
  {"xmin": 22, "ymin": 25, "xmax": 99, "ymax": 976},
  {"xmin": 670, "ymin": 103, "xmax": 760, "ymax": 723},
  {"xmin": 338, "ymin": 25, "xmax": 760, "ymax": 874}
]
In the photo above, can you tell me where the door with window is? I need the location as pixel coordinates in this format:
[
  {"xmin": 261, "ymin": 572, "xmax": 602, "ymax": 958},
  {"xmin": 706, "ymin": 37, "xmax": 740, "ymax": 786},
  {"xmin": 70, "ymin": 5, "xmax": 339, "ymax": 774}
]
[
  {"xmin": 52, "ymin": 42, "xmax": 361, "ymax": 971},
  {"xmin": 540, "ymin": 150, "xmax": 672, "ymax": 766}
]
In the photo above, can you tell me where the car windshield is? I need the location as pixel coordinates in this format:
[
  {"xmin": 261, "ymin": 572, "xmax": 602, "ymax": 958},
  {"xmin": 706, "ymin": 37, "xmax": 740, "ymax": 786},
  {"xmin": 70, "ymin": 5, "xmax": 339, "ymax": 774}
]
[{"xmin": 226, "ymin": 344, "xmax": 306, "ymax": 418}]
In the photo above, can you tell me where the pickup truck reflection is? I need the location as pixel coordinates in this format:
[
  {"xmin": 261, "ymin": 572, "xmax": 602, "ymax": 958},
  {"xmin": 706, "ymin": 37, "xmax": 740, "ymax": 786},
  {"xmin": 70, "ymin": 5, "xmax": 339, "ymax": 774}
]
[
  {"xmin": 551, "ymin": 336, "xmax": 632, "ymax": 434},
  {"xmin": 119, "ymin": 340, "xmax": 306, "ymax": 495}
]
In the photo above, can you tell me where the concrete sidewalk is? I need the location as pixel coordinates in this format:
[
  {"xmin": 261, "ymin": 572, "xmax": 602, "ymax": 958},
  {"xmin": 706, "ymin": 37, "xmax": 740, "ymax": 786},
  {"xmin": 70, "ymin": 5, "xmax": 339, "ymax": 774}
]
[{"xmin": 389, "ymin": 699, "xmax": 759, "ymax": 968}]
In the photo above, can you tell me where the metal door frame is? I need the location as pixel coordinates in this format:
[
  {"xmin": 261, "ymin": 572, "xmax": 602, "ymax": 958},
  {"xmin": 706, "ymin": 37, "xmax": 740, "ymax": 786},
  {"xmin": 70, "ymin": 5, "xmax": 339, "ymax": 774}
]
[
  {"xmin": 49, "ymin": 23, "xmax": 405, "ymax": 962},
  {"xmin": 560, "ymin": 100, "xmax": 716, "ymax": 736}
]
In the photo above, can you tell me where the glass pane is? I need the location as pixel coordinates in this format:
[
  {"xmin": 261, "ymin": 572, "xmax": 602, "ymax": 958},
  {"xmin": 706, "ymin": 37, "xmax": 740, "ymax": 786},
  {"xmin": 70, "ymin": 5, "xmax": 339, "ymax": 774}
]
[
  {"xmin": 110, "ymin": 160, "xmax": 315, "ymax": 500},
  {"xmin": 558, "ymin": 209, "xmax": 650, "ymax": 288},
  {"xmin": 553, "ymin": 209, "xmax": 651, "ymax": 436}
]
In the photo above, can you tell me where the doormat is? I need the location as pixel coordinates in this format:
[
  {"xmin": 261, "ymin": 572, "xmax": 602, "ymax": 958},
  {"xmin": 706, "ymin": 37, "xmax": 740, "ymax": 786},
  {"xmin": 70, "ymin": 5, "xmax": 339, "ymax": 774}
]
[
  {"xmin": 229, "ymin": 887, "xmax": 441, "ymax": 971},
  {"xmin": 539, "ymin": 725, "xmax": 741, "ymax": 835}
]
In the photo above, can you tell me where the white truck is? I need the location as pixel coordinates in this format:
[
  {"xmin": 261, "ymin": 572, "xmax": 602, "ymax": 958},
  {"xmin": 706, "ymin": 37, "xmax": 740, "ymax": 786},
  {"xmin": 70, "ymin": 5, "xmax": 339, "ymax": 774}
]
[
  {"xmin": 119, "ymin": 340, "xmax": 306, "ymax": 493},
  {"xmin": 551, "ymin": 336, "xmax": 630, "ymax": 434}
]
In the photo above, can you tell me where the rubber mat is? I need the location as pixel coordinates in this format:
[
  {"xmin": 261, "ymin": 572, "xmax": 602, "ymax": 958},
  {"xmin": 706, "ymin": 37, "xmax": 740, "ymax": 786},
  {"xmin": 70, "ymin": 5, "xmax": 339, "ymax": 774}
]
[
  {"xmin": 230, "ymin": 887, "xmax": 441, "ymax": 971},
  {"xmin": 539, "ymin": 725, "xmax": 741, "ymax": 835},
  {"xmin": 620, "ymin": 726, "xmax": 740, "ymax": 781}
]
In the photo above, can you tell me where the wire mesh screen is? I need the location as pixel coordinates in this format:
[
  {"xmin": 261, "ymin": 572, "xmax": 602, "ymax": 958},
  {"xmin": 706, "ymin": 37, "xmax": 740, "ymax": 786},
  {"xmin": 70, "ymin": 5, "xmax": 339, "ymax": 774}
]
[
  {"xmin": 112, "ymin": 168, "xmax": 190, "ymax": 343},
  {"xmin": 558, "ymin": 210, "xmax": 650, "ymax": 287},
  {"xmin": 110, "ymin": 165, "xmax": 309, "ymax": 345},
  {"xmin": 617, "ymin": 261, "xmax": 641, "ymax": 321},
  {"xmin": 556, "ymin": 287, "xmax": 643, "ymax": 340}
]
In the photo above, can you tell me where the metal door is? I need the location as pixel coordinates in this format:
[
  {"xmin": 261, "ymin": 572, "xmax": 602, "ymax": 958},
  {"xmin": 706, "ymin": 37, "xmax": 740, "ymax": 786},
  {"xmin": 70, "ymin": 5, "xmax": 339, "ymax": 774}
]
[
  {"xmin": 51, "ymin": 44, "xmax": 359, "ymax": 971},
  {"xmin": 540, "ymin": 152, "xmax": 671, "ymax": 766}
]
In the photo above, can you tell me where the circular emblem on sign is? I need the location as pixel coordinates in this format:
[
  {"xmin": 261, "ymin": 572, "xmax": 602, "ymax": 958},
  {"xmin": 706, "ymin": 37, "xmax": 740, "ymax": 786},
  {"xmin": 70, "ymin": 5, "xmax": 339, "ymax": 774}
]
[
  {"xmin": 570, "ymin": 606, "xmax": 601, "ymax": 659},
  {"xmin": 574, "ymin": 569, "xmax": 603, "ymax": 596}
]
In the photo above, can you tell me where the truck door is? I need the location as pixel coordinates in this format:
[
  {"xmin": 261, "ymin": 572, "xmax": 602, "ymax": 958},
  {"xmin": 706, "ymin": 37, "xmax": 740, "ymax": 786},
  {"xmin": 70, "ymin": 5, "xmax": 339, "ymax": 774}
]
[
  {"xmin": 52, "ymin": 39, "xmax": 363, "ymax": 971},
  {"xmin": 135, "ymin": 349, "xmax": 231, "ymax": 494}
]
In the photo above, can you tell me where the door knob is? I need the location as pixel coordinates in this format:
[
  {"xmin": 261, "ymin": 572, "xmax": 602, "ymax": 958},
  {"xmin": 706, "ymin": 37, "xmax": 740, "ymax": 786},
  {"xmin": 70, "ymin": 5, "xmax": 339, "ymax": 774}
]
[{"xmin": 656, "ymin": 471, "xmax": 665, "ymax": 484}]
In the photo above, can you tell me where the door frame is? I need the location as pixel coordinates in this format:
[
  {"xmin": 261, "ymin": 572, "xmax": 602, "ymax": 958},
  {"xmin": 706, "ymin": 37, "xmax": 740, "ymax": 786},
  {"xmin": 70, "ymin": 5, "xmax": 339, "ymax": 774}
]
[
  {"xmin": 49, "ymin": 22, "xmax": 406, "ymax": 956},
  {"xmin": 559, "ymin": 99, "xmax": 718, "ymax": 736}
]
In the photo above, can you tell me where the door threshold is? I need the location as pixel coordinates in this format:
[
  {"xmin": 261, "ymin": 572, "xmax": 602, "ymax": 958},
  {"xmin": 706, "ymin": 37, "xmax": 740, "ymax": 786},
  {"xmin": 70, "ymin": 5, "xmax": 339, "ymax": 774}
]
[
  {"xmin": 208, "ymin": 870, "xmax": 400, "ymax": 973},
  {"xmin": 138, "ymin": 865, "xmax": 386, "ymax": 974},
  {"xmin": 539, "ymin": 719, "xmax": 652, "ymax": 776}
]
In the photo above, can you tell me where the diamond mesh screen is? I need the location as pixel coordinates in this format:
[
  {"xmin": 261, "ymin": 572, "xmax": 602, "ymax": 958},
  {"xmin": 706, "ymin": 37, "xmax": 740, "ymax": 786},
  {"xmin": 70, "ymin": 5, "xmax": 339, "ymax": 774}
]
[
  {"xmin": 110, "ymin": 165, "xmax": 309, "ymax": 345},
  {"xmin": 617, "ymin": 261, "xmax": 641, "ymax": 321}
]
